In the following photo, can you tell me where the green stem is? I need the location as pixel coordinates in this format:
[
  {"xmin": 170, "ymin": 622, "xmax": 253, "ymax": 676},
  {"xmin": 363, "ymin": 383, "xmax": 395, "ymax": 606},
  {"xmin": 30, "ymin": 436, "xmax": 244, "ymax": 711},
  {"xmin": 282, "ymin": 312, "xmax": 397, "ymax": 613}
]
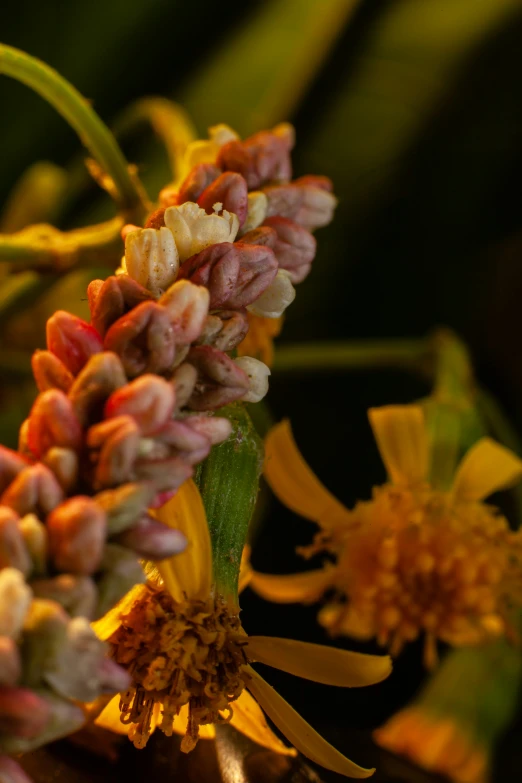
[
  {"xmin": 0, "ymin": 218, "xmax": 123, "ymax": 270},
  {"xmin": 272, "ymin": 339, "xmax": 430, "ymax": 374},
  {"xmin": 0, "ymin": 45, "xmax": 147, "ymax": 224},
  {"xmin": 113, "ymin": 97, "xmax": 196, "ymax": 183}
]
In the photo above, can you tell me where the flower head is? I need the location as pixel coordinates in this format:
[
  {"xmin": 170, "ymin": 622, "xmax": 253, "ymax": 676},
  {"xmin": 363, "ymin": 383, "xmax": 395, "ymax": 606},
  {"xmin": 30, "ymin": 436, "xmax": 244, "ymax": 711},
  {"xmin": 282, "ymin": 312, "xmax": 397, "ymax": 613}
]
[
  {"xmin": 257, "ymin": 406, "xmax": 522, "ymax": 667},
  {"xmin": 93, "ymin": 479, "xmax": 392, "ymax": 778}
]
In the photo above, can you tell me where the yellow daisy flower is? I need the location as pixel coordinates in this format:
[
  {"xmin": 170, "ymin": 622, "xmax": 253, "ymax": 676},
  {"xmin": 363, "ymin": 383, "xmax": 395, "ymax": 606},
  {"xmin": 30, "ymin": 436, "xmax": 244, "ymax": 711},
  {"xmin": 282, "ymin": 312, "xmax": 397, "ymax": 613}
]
[
  {"xmin": 92, "ymin": 479, "xmax": 392, "ymax": 778},
  {"xmin": 256, "ymin": 405, "xmax": 522, "ymax": 668},
  {"xmin": 237, "ymin": 312, "xmax": 283, "ymax": 367}
]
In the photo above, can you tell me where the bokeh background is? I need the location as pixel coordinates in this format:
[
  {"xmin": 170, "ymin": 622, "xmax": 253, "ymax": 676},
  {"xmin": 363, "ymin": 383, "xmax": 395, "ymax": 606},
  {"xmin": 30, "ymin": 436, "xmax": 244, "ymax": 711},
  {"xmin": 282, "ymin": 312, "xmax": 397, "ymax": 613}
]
[{"xmin": 2, "ymin": 1, "xmax": 522, "ymax": 780}]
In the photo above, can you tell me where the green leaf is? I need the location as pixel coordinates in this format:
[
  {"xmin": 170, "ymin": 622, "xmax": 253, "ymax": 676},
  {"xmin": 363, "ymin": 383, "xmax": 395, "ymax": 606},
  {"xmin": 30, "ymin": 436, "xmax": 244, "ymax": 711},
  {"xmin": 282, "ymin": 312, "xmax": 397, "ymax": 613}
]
[{"xmin": 194, "ymin": 404, "xmax": 263, "ymax": 604}]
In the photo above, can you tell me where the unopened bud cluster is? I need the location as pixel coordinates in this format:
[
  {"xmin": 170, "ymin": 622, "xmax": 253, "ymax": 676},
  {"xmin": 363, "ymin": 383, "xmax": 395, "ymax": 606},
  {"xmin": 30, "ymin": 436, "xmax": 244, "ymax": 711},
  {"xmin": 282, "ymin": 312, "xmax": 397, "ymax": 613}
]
[{"xmin": 122, "ymin": 123, "xmax": 337, "ymax": 360}]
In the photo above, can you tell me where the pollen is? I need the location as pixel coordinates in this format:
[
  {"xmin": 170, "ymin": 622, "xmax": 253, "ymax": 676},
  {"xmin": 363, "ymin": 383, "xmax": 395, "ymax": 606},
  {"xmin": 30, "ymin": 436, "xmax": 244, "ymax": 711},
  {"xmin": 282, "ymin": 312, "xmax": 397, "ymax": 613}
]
[
  {"xmin": 314, "ymin": 483, "xmax": 522, "ymax": 667},
  {"xmin": 108, "ymin": 586, "xmax": 249, "ymax": 751}
]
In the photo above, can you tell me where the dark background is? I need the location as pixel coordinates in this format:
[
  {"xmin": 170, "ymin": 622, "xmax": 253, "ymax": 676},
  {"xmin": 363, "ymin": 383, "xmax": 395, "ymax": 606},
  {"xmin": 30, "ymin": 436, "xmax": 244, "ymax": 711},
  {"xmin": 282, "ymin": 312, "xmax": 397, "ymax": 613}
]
[{"xmin": 2, "ymin": 1, "xmax": 522, "ymax": 780}]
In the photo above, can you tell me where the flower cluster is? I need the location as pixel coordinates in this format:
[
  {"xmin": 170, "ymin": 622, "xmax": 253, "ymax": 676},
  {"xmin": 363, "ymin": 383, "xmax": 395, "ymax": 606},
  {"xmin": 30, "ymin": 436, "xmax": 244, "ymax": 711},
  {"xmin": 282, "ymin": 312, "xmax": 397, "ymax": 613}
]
[
  {"xmin": 255, "ymin": 406, "xmax": 522, "ymax": 668},
  {"xmin": 121, "ymin": 123, "xmax": 337, "ymax": 363},
  {"xmin": 94, "ymin": 479, "xmax": 392, "ymax": 779}
]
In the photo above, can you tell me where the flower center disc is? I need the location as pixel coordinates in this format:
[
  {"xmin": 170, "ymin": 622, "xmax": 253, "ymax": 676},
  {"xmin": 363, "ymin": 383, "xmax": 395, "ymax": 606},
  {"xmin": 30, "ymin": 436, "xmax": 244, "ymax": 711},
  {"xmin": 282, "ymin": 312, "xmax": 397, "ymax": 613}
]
[{"xmin": 109, "ymin": 586, "xmax": 249, "ymax": 751}]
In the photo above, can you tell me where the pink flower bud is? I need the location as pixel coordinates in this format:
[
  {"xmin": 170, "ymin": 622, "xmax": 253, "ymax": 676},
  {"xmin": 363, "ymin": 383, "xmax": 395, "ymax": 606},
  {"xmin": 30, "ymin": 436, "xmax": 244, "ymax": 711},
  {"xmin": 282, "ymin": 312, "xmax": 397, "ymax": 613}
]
[
  {"xmin": 104, "ymin": 301, "xmax": 176, "ymax": 378},
  {"xmin": 158, "ymin": 279, "xmax": 209, "ymax": 344},
  {"xmin": 262, "ymin": 216, "xmax": 316, "ymax": 283},
  {"xmin": 264, "ymin": 177, "xmax": 337, "ymax": 231},
  {"xmin": 31, "ymin": 351, "xmax": 74, "ymax": 394},
  {"xmin": 97, "ymin": 657, "xmax": 132, "ymax": 694},
  {"xmin": 0, "ymin": 509, "xmax": 31, "ymax": 575},
  {"xmin": 178, "ymin": 242, "xmax": 277, "ymax": 310},
  {"xmin": 184, "ymin": 415, "xmax": 233, "ymax": 446},
  {"xmin": 0, "ymin": 448, "xmax": 28, "ymax": 495},
  {"xmin": 177, "ymin": 163, "xmax": 222, "ymax": 204},
  {"xmin": 47, "ymin": 497, "xmax": 107, "ymax": 575},
  {"xmin": 0, "ymin": 686, "xmax": 51, "ymax": 739},
  {"xmin": 68, "ymin": 352, "xmax": 127, "ymax": 427},
  {"xmin": 197, "ymin": 309, "xmax": 249, "ymax": 352},
  {"xmin": 116, "ymin": 514, "xmax": 187, "ymax": 560},
  {"xmin": 217, "ymin": 130, "xmax": 292, "ymax": 189},
  {"xmin": 104, "ymin": 375, "xmax": 175, "ymax": 436},
  {"xmin": 197, "ymin": 172, "xmax": 248, "ymax": 226},
  {"xmin": 186, "ymin": 346, "xmax": 250, "ymax": 410},
  {"xmin": 155, "ymin": 419, "xmax": 210, "ymax": 453},
  {"xmin": 86, "ymin": 279, "xmax": 104, "ymax": 312},
  {"xmin": 238, "ymin": 225, "xmax": 277, "ymax": 249},
  {"xmin": 170, "ymin": 363, "xmax": 198, "ymax": 409},
  {"xmin": 133, "ymin": 457, "xmax": 193, "ymax": 493},
  {"xmin": 42, "ymin": 448, "xmax": 78, "ymax": 492},
  {"xmin": 27, "ymin": 390, "xmax": 82, "ymax": 459},
  {"xmin": 46, "ymin": 312, "xmax": 103, "ymax": 376},
  {"xmin": 89, "ymin": 275, "xmax": 153, "ymax": 338},
  {"xmin": 87, "ymin": 416, "xmax": 140, "ymax": 489},
  {"xmin": 2, "ymin": 465, "xmax": 64, "ymax": 518},
  {"xmin": 94, "ymin": 482, "xmax": 156, "ymax": 535},
  {"xmin": 0, "ymin": 755, "xmax": 32, "ymax": 783}
]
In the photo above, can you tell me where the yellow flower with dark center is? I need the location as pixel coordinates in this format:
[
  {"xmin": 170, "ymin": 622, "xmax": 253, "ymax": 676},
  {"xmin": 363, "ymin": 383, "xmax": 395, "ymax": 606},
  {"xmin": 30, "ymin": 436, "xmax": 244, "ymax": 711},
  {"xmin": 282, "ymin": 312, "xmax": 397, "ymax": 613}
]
[
  {"xmin": 237, "ymin": 312, "xmax": 283, "ymax": 367},
  {"xmin": 93, "ymin": 479, "xmax": 392, "ymax": 778},
  {"xmin": 255, "ymin": 405, "xmax": 522, "ymax": 667}
]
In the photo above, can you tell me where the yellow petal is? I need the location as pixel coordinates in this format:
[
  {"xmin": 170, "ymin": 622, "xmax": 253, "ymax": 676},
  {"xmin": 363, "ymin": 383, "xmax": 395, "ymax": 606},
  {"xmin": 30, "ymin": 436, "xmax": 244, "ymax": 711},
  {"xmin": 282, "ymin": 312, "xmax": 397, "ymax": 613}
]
[
  {"xmin": 95, "ymin": 695, "xmax": 130, "ymax": 736},
  {"xmin": 451, "ymin": 437, "xmax": 522, "ymax": 501},
  {"xmin": 264, "ymin": 420, "xmax": 351, "ymax": 527},
  {"xmin": 368, "ymin": 405, "xmax": 429, "ymax": 486},
  {"xmin": 92, "ymin": 583, "xmax": 148, "ymax": 641},
  {"xmin": 249, "ymin": 568, "xmax": 333, "ymax": 604},
  {"xmin": 244, "ymin": 667, "xmax": 374, "ymax": 778},
  {"xmin": 172, "ymin": 704, "xmax": 216, "ymax": 740},
  {"xmin": 151, "ymin": 479, "xmax": 212, "ymax": 602},
  {"xmin": 246, "ymin": 636, "xmax": 391, "ymax": 687},
  {"xmin": 228, "ymin": 688, "xmax": 296, "ymax": 756},
  {"xmin": 238, "ymin": 545, "xmax": 253, "ymax": 594}
]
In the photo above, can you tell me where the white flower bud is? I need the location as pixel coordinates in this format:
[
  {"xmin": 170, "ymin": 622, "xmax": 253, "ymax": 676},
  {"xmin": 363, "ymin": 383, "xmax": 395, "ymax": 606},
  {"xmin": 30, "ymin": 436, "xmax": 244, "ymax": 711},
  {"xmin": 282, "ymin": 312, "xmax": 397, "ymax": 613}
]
[
  {"xmin": 0, "ymin": 568, "xmax": 32, "ymax": 638},
  {"xmin": 235, "ymin": 357, "xmax": 271, "ymax": 403},
  {"xmin": 164, "ymin": 202, "xmax": 239, "ymax": 262},
  {"xmin": 238, "ymin": 191, "xmax": 268, "ymax": 236},
  {"xmin": 247, "ymin": 269, "xmax": 296, "ymax": 318},
  {"xmin": 125, "ymin": 227, "xmax": 179, "ymax": 297}
]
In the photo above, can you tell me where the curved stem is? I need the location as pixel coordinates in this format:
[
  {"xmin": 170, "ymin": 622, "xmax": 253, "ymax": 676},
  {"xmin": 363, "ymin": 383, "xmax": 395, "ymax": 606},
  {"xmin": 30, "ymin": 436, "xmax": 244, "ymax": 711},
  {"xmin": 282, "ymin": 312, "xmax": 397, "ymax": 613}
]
[
  {"xmin": 0, "ymin": 218, "xmax": 123, "ymax": 271},
  {"xmin": 0, "ymin": 45, "xmax": 147, "ymax": 224},
  {"xmin": 113, "ymin": 97, "xmax": 196, "ymax": 183},
  {"xmin": 272, "ymin": 339, "xmax": 430, "ymax": 374}
]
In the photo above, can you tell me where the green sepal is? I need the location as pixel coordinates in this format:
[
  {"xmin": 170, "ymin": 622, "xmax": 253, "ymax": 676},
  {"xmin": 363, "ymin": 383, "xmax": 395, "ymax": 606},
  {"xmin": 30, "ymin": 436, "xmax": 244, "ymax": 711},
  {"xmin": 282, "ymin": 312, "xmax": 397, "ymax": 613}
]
[{"xmin": 194, "ymin": 403, "xmax": 263, "ymax": 606}]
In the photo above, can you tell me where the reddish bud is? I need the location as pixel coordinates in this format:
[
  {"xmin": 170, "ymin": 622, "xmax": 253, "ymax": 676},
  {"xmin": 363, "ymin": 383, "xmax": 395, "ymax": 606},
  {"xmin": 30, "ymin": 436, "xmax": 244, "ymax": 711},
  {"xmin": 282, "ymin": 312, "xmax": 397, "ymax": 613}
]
[
  {"xmin": 2, "ymin": 464, "xmax": 64, "ymax": 518},
  {"xmin": 184, "ymin": 415, "xmax": 233, "ymax": 446},
  {"xmin": 178, "ymin": 242, "xmax": 277, "ymax": 310},
  {"xmin": 170, "ymin": 363, "xmax": 198, "ymax": 409},
  {"xmin": 133, "ymin": 456, "xmax": 193, "ymax": 493},
  {"xmin": 27, "ymin": 390, "xmax": 82, "ymax": 459},
  {"xmin": 177, "ymin": 163, "xmax": 221, "ymax": 204},
  {"xmin": 89, "ymin": 275, "xmax": 153, "ymax": 338},
  {"xmin": 0, "ymin": 686, "xmax": 51, "ymax": 739},
  {"xmin": 264, "ymin": 178, "xmax": 337, "ymax": 231},
  {"xmin": 31, "ymin": 350, "xmax": 74, "ymax": 394},
  {"xmin": 158, "ymin": 279, "xmax": 209, "ymax": 344},
  {"xmin": 116, "ymin": 514, "xmax": 187, "ymax": 559},
  {"xmin": 217, "ymin": 130, "xmax": 292, "ymax": 189},
  {"xmin": 262, "ymin": 216, "xmax": 316, "ymax": 283},
  {"xmin": 0, "ymin": 508, "xmax": 31, "ymax": 575},
  {"xmin": 238, "ymin": 225, "xmax": 277, "ymax": 248},
  {"xmin": 198, "ymin": 172, "xmax": 248, "ymax": 226},
  {"xmin": 144, "ymin": 207, "xmax": 166, "ymax": 229},
  {"xmin": 87, "ymin": 416, "xmax": 140, "ymax": 489},
  {"xmin": 105, "ymin": 375, "xmax": 175, "ymax": 436},
  {"xmin": 68, "ymin": 352, "xmax": 127, "ymax": 427},
  {"xmin": 186, "ymin": 346, "xmax": 249, "ymax": 410},
  {"xmin": 197, "ymin": 309, "xmax": 249, "ymax": 352},
  {"xmin": 0, "ymin": 756, "xmax": 33, "ymax": 783},
  {"xmin": 46, "ymin": 312, "xmax": 103, "ymax": 376},
  {"xmin": 104, "ymin": 301, "xmax": 176, "ymax": 378},
  {"xmin": 47, "ymin": 497, "xmax": 106, "ymax": 575},
  {"xmin": 0, "ymin": 448, "xmax": 28, "ymax": 495}
]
